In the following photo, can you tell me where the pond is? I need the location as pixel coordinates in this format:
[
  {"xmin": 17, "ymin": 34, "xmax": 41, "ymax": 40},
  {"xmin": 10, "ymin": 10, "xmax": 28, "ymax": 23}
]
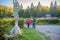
[{"xmin": 24, "ymin": 24, "xmax": 60, "ymax": 40}]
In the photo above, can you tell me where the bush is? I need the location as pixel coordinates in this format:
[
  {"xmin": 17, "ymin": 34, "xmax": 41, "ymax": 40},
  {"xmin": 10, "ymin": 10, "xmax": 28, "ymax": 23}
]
[
  {"xmin": 0, "ymin": 18, "xmax": 17, "ymax": 40},
  {"xmin": 0, "ymin": 18, "xmax": 25, "ymax": 27},
  {"xmin": 48, "ymin": 19, "xmax": 59, "ymax": 24},
  {"xmin": 37, "ymin": 18, "xmax": 59, "ymax": 24},
  {"xmin": 18, "ymin": 18, "xmax": 24, "ymax": 28},
  {"xmin": 0, "ymin": 23, "xmax": 11, "ymax": 40},
  {"xmin": 10, "ymin": 19, "xmax": 15, "ymax": 26},
  {"xmin": 59, "ymin": 19, "xmax": 60, "ymax": 24},
  {"xmin": 0, "ymin": 26, "xmax": 6, "ymax": 40}
]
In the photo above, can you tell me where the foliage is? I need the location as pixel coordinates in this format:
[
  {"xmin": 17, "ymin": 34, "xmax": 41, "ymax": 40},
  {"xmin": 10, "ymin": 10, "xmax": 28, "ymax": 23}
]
[
  {"xmin": 0, "ymin": 18, "xmax": 24, "ymax": 40},
  {"xmin": 0, "ymin": 18, "xmax": 13, "ymax": 40},
  {"xmin": 0, "ymin": 18, "xmax": 24, "ymax": 27},
  {"xmin": 0, "ymin": 1, "xmax": 60, "ymax": 18},
  {"xmin": 23, "ymin": 18, "xmax": 60, "ymax": 24},
  {"xmin": 0, "ymin": 26, "xmax": 6, "ymax": 40},
  {"xmin": 0, "ymin": 23, "xmax": 50, "ymax": 40},
  {"xmin": 37, "ymin": 18, "xmax": 59, "ymax": 24},
  {"xmin": 13, "ymin": 28, "xmax": 50, "ymax": 40},
  {"xmin": 0, "ymin": 18, "xmax": 60, "ymax": 26},
  {"xmin": 59, "ymin": 19, "xmax": 60, "ymax": 24},
  {"xmin": 18, "ymin": 18, "xmax": 24, "ymax": 28},
  {"xmin": 0, "ymin": 18, "xmax": 51, "ymax": 40},
  {"xmin": 0, "ymin": 5, "xmax": 13, "ymax": 18}
]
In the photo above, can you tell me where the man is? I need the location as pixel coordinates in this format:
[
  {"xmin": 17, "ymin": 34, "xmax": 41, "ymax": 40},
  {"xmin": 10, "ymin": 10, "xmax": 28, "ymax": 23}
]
[{"xmin": 32, "ymin": 17, "xmax": 36, "ymax": 28}]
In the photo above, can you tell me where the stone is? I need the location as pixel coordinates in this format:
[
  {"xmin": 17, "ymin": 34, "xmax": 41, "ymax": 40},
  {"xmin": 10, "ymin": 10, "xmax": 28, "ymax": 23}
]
[{"xmin": 4, "ymin": 34, "xmax": 14, "ymax": 40}]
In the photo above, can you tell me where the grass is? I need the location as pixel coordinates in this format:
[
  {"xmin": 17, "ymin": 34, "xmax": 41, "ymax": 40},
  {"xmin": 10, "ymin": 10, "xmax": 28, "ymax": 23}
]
[
  {"xmin": 12, "ymin": 28, "xmax": 50, "ymax": 40},
  {"xmin": 3, "ymin": 25, "xmax": 50, "ymax": 40}
]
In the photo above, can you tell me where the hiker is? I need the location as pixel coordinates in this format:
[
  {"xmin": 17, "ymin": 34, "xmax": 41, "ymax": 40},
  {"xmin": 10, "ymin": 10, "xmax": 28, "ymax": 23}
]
[
  {"xmin": 26, "ymin": 18, "xmax": 30, "ymax": 28},
  {"xmin": 32, "ymin": 17, "xmax": 36, "ymax": 28}
]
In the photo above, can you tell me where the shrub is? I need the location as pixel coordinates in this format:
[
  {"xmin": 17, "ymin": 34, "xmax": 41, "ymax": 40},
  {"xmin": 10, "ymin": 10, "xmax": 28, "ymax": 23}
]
[
  {"xmin": 18, "ymin": 18, "xmax": 24, "ymax": 28},
  {"xmin": 0, "ymin": 18, "xmax": 14, "ymax": 40},
  {"xmin": 36, "ymin": 18, "xmax": 59, "ymax": 24},
  {"xmin": 10, "ymin": 19, "xmax": 15, "ymax": 26},
  {"xmin": 0, "ymin": 18, "xmax": 25, "ymax": 40},
  {"xmin": 0, "ymin": 23, "xmax": 11, "ymax": 40},
  {"xmin": 58, "ymin": 19, "xmax": 60, "ymax": 24},
  {"xmin": 48, "ymin": 19, "xmax": 59, "ymax": 24},
  {"xmin": 0, "ymin": 26, "xmax": 6, "ymax": 40}
]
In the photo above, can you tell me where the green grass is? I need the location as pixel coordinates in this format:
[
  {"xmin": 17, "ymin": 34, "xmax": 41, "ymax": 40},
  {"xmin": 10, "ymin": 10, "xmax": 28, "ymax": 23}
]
[
  {"xmin": 0, "ymin": 23, "xmax": 51, "ymax": 40},
  {"xmin": 3, "ymin": 25, "xmax": 50, "ymax": 40},
  {"xmin": 12, "ymin": 28, "xmax": 50, "ymax": 40}
]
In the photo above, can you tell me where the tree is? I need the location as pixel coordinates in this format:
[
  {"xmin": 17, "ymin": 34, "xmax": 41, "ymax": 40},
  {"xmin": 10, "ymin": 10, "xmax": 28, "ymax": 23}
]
[
  {"xmin": 50, "ymin": 1, "xmax": 58, "ymax": 17},
  {"xmin": 18, "ymin": 4, "xmax": 24, "ymax": 17},
  {"xmin": 37, "ymin": 2, "xmax": 41, "ymax": 10},
  {"xmin": 36, "ymin": 2, "xmax": 42, "ymax": 17},
  {"xmin": 53, "ymin": 1, "xmax": 58, "ymax": 17},
  {"xmin": 50, "ymin": 1, "xmax": 54, "ymax": 17},
  {"xmin": 57, "ymin": 5, "xmax": 60, "ymax": 18},
  {"xmin": 0, "ymin": 5, "xmax": 13, "ymax": 18},
  {"xmin": 23, "ymin": 6, "xmax": 30, "ymax": 18}
]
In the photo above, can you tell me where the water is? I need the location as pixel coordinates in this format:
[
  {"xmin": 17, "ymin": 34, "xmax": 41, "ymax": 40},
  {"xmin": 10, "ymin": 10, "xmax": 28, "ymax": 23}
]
[
  {"xmin": 35, "ymin": 25, "xmax": 60, "ymax": 40},
  {"xmin": 24, "ymin": 24, "xmax": 60, "ymax": 40}
]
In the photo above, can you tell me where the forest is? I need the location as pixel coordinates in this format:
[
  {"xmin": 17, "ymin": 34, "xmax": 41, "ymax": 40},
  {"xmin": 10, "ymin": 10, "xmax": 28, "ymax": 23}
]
[{"xmin": 0, "ymin": 1, "xmax": 60, "ymax": 18}]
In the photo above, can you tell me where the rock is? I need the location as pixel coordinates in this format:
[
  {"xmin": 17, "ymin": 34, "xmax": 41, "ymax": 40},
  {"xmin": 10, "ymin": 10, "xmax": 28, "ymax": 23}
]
[{"xmin": 4, "ymin": 34, "xmax": 14, "ymax": 40}]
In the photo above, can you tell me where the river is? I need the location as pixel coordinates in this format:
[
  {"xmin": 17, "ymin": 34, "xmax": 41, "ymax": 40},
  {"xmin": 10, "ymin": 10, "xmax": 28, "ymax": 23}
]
[{"xmin": 24, "ymin": 24, "xmax": 60, "ymax": 40}]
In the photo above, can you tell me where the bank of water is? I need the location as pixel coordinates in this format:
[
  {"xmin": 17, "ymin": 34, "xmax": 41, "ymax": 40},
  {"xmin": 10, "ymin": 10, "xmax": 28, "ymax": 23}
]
[{"xmin": 24, "ymin": 24, "xmax": 60, "ymax": 40}]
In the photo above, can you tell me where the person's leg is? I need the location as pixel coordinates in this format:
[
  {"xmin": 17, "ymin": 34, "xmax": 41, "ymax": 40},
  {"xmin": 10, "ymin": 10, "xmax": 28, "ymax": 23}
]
[
  {"xmin": 33, "ymin": 23, "xmax": 35, "ymax": 28},
  {"xmin": 27, "ymin": 24, "xmax": 28, "ymax": 28},
  {"xmin": 34, "ymin": 24, "xmax": 35, "ymax": 28},
  {"xmin": 28, "ymin": 23, "xmax": 29, "ymax": 28}
]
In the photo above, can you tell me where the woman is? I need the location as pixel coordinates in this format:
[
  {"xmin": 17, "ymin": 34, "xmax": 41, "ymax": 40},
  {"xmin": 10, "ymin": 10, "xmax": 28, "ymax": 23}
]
[{"xmin": 26, "ymin": 18, "xmax": 30, "ymax": 28}]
